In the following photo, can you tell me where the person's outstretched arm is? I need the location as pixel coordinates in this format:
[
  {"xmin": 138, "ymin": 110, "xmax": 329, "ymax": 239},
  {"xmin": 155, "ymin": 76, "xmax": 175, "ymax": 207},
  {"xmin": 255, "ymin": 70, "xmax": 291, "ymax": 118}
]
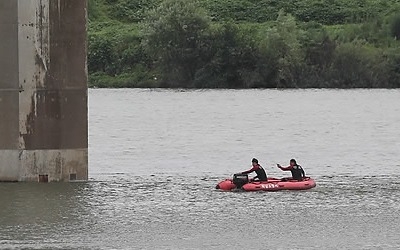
[
  {"xmin": 277, "ymin": 164, "xmax": 292, "ymax": 171},
  {"xmin": 242, "ymin": 166, "xmax": 256, "ymax": 174}
]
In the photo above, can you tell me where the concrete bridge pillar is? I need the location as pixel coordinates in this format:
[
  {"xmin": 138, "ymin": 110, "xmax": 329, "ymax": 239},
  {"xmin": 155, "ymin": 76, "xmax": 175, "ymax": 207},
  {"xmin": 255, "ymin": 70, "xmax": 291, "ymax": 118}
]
[{"xmin": 0, "ymin": 0, "xmax": 88, "ymax": 182}]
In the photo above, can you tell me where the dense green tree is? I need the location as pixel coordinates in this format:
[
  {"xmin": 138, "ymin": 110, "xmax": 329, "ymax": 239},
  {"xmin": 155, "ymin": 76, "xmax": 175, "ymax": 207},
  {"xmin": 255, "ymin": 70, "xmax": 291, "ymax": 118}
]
[
  {"xmin": 88, "ymin": 34, "xmax": 115, "ymax": 74},
  {"xmin": 257, "ymin": 11, "xmax": 304, "ymax": 88},
  {"xmin": 141, "ymin": 0, "xmax": 211, "ymax": 86},
  {"xmin": 387, "ymin": 52, "xmax": 400, "ymax": 87},
  {"xmin": 390, "ymin": 14, "xmax": 400, "ymax": 39},
  {"xmin": 88, "ymin": 0, "xmax": 102, "ymax": 21},
  {"xmin": 194, "ymin": 22, "xmax": 260, "ymax": 88},
  {"xmin": 329, "ymin": 42, "xmax": 391, "ymax": 88}
]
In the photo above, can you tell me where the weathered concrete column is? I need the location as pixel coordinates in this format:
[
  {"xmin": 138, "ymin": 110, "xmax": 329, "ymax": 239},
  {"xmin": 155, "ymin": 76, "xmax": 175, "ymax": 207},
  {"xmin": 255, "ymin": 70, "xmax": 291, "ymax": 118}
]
[{"xmin": 0, "ymin": 0, "xmax": 88, "ymax": 182}]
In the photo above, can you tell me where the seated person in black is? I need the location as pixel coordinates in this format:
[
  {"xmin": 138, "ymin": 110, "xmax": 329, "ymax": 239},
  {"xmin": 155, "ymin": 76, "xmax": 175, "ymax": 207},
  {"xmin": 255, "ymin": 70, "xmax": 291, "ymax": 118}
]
[
  {"xmin": 277, "ymin": 159, "xmax": 306, "ymax": 181},
  {"xmin": 241, "ymin": 158, "xmax": 267, "ymax": 181}
]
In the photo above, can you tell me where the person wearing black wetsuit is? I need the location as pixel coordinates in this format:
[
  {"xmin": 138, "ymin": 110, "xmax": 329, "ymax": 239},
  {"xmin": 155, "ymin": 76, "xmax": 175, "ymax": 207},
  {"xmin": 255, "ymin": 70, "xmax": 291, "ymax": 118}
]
[
  {"xmin": 241, "ymin": 158, "xmax": 267, "ymax": 181},
  {"xmin": 277, "ymin": 159, "xmax": 306, "ymax": 181}
]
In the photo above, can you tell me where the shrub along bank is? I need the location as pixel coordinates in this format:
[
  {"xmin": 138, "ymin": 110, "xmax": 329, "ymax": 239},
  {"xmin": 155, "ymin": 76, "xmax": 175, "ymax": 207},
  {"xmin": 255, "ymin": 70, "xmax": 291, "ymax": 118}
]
[{"xmin": 88, "ymin": 0, "xmax": 400, "ymax": 88}]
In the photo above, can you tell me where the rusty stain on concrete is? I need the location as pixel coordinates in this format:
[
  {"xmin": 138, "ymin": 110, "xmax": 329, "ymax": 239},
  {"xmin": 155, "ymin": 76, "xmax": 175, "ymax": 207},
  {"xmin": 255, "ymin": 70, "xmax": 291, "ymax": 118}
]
[{"xmin": 0, "ymin": 0, "xmax": 88, "ymax": 182}]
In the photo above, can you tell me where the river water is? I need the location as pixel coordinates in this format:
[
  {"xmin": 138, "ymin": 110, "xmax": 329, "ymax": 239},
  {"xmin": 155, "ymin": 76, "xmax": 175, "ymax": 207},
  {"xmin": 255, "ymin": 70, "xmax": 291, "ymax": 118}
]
[{"xmin": 1, "ymin": 89, "xmax": 400, "ymax": 249}]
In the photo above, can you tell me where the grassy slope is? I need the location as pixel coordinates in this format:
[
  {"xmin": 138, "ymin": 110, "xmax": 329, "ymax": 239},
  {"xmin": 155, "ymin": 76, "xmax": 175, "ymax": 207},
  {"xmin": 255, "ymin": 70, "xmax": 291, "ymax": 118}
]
[
  {"xmin": 87, "ymin": 0, "xmax": 400, "ymax": 88},
  {"xmin": 88, "ymin": 0, "xmax": 400, "ymax": 54}
]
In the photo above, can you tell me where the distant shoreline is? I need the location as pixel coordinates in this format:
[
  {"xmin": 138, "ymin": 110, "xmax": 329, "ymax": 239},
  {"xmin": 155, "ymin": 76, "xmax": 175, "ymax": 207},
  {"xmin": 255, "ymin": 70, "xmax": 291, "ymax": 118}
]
[{"xmin": 88, "ymin": 0, "xmax": 400, "ymax": 89}]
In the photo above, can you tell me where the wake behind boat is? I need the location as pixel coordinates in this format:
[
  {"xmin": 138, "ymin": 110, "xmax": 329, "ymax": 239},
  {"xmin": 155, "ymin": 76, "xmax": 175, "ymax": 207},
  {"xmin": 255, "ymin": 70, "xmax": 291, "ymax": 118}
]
[{"xmin": 216, "ymin": 174, "xmax": 316, "ymax": 191}]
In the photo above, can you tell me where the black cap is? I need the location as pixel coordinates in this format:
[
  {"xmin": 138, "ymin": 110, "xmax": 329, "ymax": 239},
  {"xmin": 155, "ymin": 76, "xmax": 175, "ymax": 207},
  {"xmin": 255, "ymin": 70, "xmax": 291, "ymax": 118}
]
[
  {"xmin": 290, "ymin": 159, "xmax": 297, "ymax": 164},
  {"xmin": 252, "ymin": 158, "xmax": 258, "ymax": 163}
]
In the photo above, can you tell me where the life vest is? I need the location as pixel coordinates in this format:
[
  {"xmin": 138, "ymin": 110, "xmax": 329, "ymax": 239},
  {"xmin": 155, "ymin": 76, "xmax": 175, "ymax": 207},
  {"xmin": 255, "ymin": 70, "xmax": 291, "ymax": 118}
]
[
  {"xmin": 255, "ymin": 165, "xmax": 267, "ymax": 181},
  {"xmin": 291, "ymin": 165, "xmax": 304, "ymax": 180}
]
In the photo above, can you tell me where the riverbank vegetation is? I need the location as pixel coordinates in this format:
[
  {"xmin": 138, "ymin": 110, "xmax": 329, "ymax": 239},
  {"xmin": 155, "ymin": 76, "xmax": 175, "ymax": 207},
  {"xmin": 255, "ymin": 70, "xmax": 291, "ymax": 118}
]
[{"xmin": 88, "ymin": 0, "xmax": 400, "ymax": 88}]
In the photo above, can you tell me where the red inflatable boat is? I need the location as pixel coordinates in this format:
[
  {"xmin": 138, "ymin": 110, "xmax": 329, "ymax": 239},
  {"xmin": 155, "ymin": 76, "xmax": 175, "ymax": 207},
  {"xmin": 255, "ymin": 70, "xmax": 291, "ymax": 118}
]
[{"xmin": 216, "ymin": 174, "xmax": 316, "ymax": 191}]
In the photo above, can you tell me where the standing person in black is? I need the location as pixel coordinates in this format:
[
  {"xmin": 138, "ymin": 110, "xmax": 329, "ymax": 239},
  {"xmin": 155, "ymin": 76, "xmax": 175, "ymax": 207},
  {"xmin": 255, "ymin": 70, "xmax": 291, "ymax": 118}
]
[
  {"xmin": 277, "ymin": 159, "xmax": 306, "ymax": 181},
  {"xmin": 241, "ymin": 158, "xmax": 268, "ymax": 182}
]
